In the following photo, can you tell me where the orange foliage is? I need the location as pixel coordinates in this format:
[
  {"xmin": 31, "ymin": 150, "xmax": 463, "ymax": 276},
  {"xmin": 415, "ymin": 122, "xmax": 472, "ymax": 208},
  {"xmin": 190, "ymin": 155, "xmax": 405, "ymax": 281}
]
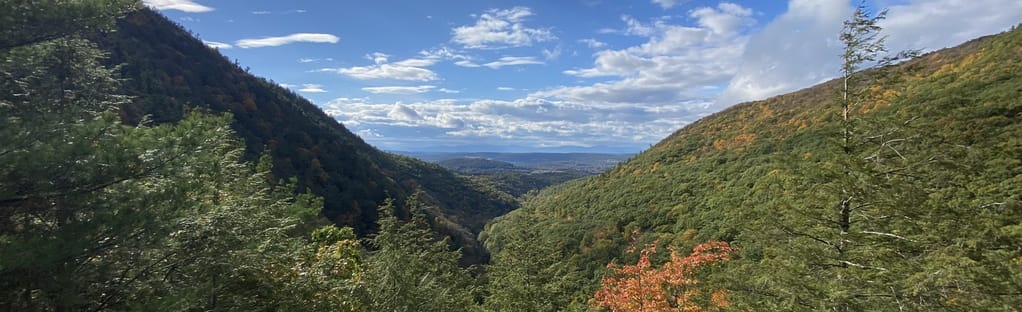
[
  {"xmin": 712, "ymin": 133, "xmax": 756, "ymax": 151},
  {"xmin": 593, "ymin": 241, "xmax": 736, "ymax": 312}
]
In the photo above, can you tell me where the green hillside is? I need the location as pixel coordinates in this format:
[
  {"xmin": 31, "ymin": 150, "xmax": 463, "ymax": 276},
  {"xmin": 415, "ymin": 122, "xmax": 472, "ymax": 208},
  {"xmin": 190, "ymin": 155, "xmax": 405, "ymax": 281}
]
[
  {"xmin": 483, "ymin": 26, "xmax": 1022, "ymax": 309},
  {"xmin": 90, "ymin": 9, "xmax": 514, "ymax": 264}
]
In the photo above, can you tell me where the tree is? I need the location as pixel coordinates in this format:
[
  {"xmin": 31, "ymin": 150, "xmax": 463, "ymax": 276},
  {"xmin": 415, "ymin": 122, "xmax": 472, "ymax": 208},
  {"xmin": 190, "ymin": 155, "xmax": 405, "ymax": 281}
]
[
  {"xmin": 753, "ymin": 3, "xmax": 929, "ymax": 310},
  {"xmin": 0, "ymin": 0, "xmax": 139, "ymax": 50},
  {"xmin": 0, "ymin": 2, "xmax": 343, "ymax": 309},
  {"xmin": 362, "ymin": 194, "xmax": 478, "ymax": 312},
  {"xmin": 592, "ymin": 241, "xmax": 735, "ymax": 312},
  {"xmin": 483, "ymin": 213, "xmax": 581, "ymax": 312}
]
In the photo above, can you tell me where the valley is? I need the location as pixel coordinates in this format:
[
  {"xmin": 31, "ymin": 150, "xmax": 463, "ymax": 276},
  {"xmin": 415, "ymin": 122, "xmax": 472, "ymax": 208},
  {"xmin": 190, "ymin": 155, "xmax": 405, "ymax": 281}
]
[{"xmin": 2, "ymin": 1, "xmax": 1020, "ymax": 311}]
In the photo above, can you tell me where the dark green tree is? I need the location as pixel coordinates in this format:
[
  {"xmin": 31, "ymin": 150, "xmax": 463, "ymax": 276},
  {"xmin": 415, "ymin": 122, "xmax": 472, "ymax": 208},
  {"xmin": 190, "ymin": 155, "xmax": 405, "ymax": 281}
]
[
  {"xmin": 363, "ymin": 195, "xmax": 478, "ymax": 312},
  {"xmin": 483, "ymin": 213, "xmax": 581, "ymax": 312}
]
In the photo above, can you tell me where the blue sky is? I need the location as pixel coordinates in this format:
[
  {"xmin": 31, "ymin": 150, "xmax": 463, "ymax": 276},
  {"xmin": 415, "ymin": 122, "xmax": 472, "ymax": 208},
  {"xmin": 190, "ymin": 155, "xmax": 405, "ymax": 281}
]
[{"xmin": 145, "ymin": 0, "xmax": 1022, "ymax": 153}]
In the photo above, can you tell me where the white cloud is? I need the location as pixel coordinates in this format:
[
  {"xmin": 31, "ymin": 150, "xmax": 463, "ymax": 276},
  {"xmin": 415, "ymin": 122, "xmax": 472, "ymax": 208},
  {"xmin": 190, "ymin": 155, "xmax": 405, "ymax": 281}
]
[
  {"xmin": 251, "ymin": 10, "xmax": 271, "ymax": 15},
  {"xmin": 690, "ymin": 2, "xmax": 754, "ymax": 35},
  {"xmin": 298, "ymin": 84, "xmax": 327, "ymax": 93},
  {"xmin": 579, "ymin": 38, "xmax": 608, "ymax": 48},
  {"xmin": 543, "ymin": 46, "xmax": 562, "ymax": 60},
  {"xmin": 314, "ymin": 0, "xmax": 1022, "ymax": 152},
  {"xmin": 452, "ymin": 7, "xmax": 556, "ymax": 49},
  {"xmin": 882, "ymin": 0, "xmax": 1022, "ymax": 53},
  {"xmin": 320, "ymin": 96, "xmax": 696, "ymax": 151},
  {"xmin": 202, "ymin": 40, "xmax": 232, "ymax": 49},
  {"xmin": 323, "ymin": 50, "xmax": 460, "ymax": 81},
  {"xmin": 716, "ymin": 0, "xmax": 848, "ymax": 106},
  {"xmin": 392, "ymin": 58, "xmax": 439, "ymax": 67},
  {"xmin": 235, "ymin": 33, "xmax": 339, "ymax": 48},
  {"xmin": 144, "ymin": 0, "xmax": 213, "ymax": 12},
  {"xmin": 717, "ymin": 0, "xmax": 1022, "ymax": 107},
  {"xmin": 483, "ymin": 56, "xmax": 544, "ymax": 69},
  {"xmin": 555, "ymin": 3, "xmax": 753, "ymax": 106},
  {"xmin": 497, "ymin": 87, "xmax": 516, "ymax": 91},
  {"xmin": 454, "ymin": 60, "xmax": 482, "ymax": 67},
  {"xmin": 388, "ymin": 103, "xmax": 421, "ymax": 121},
  {"xmin": 362, "ymin": 85, "xmax": 436, "ymax": 94},
  {"xmin": 437, "ymin": 88, "xmax": 461, "ymax": 94},
  {"xmin": 652, "ymin": 0, "xmax": 686, "ymax": 9},
  {"xmin": 331, "ymin": 65, "xmax": 438, "ymax": 81}
]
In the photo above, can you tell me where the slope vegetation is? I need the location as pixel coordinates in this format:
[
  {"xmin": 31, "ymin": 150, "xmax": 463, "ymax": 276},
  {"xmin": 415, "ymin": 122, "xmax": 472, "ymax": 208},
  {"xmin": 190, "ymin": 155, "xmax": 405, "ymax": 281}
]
[
  {"xmin": 92, "ymin": 9, "xmax": 514, "ymax": 264},
  {"xmin": 484, "ymin": 27, "xmax": 1022, "ymax": 309}
]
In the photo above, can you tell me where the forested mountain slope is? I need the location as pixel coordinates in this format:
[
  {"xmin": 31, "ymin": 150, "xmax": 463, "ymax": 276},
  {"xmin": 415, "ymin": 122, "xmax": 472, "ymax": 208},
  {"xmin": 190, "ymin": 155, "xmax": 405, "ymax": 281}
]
[
  {"xmin": 92, "ymin": 9, "xmax": 514, "ymax": 264},
  {"xmin": 484, "ymin": 26, "xmax": 1022, "ymax": 309}
]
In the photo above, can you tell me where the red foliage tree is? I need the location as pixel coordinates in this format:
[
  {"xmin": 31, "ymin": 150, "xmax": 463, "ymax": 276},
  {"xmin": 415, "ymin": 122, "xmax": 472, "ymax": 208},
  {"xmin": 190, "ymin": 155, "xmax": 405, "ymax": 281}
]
[{"xmin": 593, "ymin": 241, "xmax": 735, "ymax": 311}]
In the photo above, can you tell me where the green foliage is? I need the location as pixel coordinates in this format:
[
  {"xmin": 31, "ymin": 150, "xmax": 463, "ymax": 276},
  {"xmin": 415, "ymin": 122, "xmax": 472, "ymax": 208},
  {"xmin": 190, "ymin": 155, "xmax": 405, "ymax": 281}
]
[
  {"xmin": 0, "ymin": 29, "xmax": 336, "ymax": 310},
  {"xmin": 483, "ymin": 23, "xmax": 1022, "ymax": 311},
  {"xmin": 89, "ymin": 9, "xmax": 515, "ymax": 264},
  {"xmin": 483, "ymin": 213, "xmax": 584, "ymax": 312},
  {"xmin": 0, "ymin": 0, "xmax": 139, "ymax": 50},
  {"xmin": 363, "ymin": 195, "xmax": 479, "ymax": 312}
]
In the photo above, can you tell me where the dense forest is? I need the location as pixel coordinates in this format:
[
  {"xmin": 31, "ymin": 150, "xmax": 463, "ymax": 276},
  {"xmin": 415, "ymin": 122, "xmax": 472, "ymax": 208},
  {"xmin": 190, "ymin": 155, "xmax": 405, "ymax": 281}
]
[
  {"xmin": 2, "ymin": 1, "xmax": 1019, "ymax": 311},
  {"xmin": 484, "ymin": 8, "xmax": 1022, "ymax": 311},
  {"xmin": 91, "ymin": 7, "xmax": 518, "ymax": 265}
]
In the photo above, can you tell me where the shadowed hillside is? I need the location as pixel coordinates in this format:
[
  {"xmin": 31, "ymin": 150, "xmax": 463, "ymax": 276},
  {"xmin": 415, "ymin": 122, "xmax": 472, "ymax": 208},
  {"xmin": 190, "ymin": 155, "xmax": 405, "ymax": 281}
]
[{"xmin": 92, "ymin": 9, "xmax": 515, "ymax": 264}]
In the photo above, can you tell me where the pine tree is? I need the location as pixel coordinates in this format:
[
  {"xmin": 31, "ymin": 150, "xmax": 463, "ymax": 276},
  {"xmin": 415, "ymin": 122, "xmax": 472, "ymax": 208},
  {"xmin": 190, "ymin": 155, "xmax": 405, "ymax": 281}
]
[{"xmin": 363, "ymin": 194, "xmax": 478, "ymax": 312}]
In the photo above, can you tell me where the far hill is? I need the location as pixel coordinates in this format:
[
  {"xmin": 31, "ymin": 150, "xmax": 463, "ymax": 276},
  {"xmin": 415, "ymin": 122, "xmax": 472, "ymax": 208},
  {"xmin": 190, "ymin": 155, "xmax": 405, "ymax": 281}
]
[
  {"xmin": 405, "ymin": 152, "xmax": 631, "ymax": 173},
  {"xmin": 484, "ymin": 26, "xmax": 1022, "ymax": 309},
  {"xmin": 437, "ymin": 157, "xmax": 593, "ymax": 198},
  {"xmin": 92, "ymin": 9, "xmax": 515, "ymax": 264}
]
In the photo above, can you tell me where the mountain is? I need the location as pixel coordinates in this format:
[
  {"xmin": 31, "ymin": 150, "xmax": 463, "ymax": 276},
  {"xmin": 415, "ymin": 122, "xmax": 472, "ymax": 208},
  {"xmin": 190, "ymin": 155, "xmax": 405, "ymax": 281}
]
[
  {"xmin": 404, "ymin": 152, "xmax": 632, "ymax": 173},
  {"xmin": 91, "ymin": 9, "xmax": 515, "ymax": 264},
  {"xmin": 483, "ymin": 27, "xmax": 1021, "ymax": 309},
  {"xmin": 434, "ymin": 157, "xmax": 591, "ymax": 198}
]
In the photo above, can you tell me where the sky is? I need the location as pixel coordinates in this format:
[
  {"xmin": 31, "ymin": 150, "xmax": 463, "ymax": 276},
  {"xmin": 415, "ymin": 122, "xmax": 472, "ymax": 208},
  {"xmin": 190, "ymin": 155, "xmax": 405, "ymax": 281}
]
[{"xmin": 144, "ymin": 0, "xmax": 1022, "ymax": 153}]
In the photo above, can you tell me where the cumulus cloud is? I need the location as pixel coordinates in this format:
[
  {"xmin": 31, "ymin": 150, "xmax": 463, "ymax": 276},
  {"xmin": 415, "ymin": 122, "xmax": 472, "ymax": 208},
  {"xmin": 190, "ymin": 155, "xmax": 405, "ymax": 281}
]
[
  {"xmin": 144, "ymin": 0, "xmax": 213, "ymax": 12},
  {"xmin": 362, "ymin": 85, "xmax": 436, "ymax": 94},
  {"xmin": 388, "ymin": 103, "xmax": 422, "ymax": 121},
  {"xmin": 202, "ymin": 40, "xmax": 232, "ymax": 49},
  {"xmin": 235, "ymin": 33, "xmax": 339, "ymax": 48},
  {"xmin": 716, "ymin": 0, "xmax": 849, "ymax": 106},
  {"xmin": 691, "ymin": 2, "xmax": 754, "ymax": 35},
  {"xmin": 717, "ymin": 0, "xmax": 1022, "ymax": 107},
  {"xmin": 298, "ymin": 84, "xmax": 327, "ymax": 93},
  {"xmin": 452, "ymin": 7, "xmax": 556, "ymax": 49},
  {"xmin": 483, "ymin": 56, "xmax": 544, "ymax": 69},
  {"xmin": 552, "ymin": 3, "xmax": 754, "ymax": 106}
]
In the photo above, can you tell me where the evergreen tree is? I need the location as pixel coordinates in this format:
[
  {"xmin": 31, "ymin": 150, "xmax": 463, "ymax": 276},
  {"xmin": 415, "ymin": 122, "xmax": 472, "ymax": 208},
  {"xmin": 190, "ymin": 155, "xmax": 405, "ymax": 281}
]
[
  {"xmin": 483, "ymin": 213, "xmax": 580, "ymax": 312},
  {"xmin": 363, "ymin": 194, "xmax": 478, "ymax": 312}
]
